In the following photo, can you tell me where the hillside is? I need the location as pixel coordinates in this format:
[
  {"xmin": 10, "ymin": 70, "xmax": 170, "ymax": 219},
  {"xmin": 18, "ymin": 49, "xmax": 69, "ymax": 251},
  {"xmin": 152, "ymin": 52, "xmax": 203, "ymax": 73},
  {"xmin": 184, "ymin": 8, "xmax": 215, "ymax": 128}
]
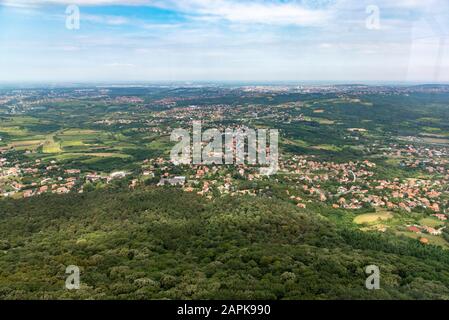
[{"xmin": 1, "ymin": 188, "xmax": 449, "ymax": 300}]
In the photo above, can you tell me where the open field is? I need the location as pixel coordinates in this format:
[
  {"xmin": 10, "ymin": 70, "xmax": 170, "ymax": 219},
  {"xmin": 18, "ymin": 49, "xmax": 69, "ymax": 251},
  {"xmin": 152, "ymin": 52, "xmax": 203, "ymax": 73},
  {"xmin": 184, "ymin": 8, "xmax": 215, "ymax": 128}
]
[
  {"xmin": 42, "ymin": 134, "xmax": 62, "ymax": 153},
  {"xmin": 396, "ymin": 231, "xmax": 449, "ymax": 249},
  {"xmin": 419, "ymin": 217, "xmax": 444, "ymax": 228},
  {"xmin": 0, "ymin": 126, "xmax": 29, "ymax": 137},
  {"xmin": 311, "ymin": 144, "xmax": 343, "ymax": 152},
  {"xmin": 421, "ymin": 137, "xmax": 449, "ymax": 144},
  {"xmin": 304, "ymin": 116, "xmax": 335, "ymax": 125},
  {"xmin": 354, "ymin": 211, "xmax": 394, "ymax": 225}
]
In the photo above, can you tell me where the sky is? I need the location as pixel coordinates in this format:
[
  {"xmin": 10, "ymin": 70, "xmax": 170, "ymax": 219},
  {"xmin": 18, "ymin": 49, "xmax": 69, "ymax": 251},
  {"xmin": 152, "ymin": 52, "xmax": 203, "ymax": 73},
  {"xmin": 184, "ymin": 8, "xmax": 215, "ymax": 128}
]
[{"xmin": 0, "ymin": 0, "xmax": 449, "ymax": 83}]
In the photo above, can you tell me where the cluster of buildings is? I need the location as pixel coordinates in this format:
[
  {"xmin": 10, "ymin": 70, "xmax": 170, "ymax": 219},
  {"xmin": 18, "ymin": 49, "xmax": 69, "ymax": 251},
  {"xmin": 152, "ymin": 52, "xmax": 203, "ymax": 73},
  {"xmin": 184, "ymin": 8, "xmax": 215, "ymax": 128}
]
[
  {"xmin": 407, "ymin": 225, "xmax": 446, "ymax": 236},
  {"xmin": 280, "ymin": 153, "xmax": 448, "ymax": 214},
  {"xmin": 0, "ymin": 154, "xmax": 132, "ymax": 199}
]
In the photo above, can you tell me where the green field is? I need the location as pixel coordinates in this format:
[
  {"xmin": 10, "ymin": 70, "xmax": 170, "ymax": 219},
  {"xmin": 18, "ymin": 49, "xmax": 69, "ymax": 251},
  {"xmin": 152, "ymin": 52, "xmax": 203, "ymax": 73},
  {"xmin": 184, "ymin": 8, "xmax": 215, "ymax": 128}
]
[
  {"xmin": 42, "ymin": 134, "xmax": 62, "ymax": 153},
  {"xmin": 354, "ymin": 211, "xmax": 394, "ymax": 225},
  {"xmin": 419, "ymin": 217, "xmax": 444, "ymax": 228}
]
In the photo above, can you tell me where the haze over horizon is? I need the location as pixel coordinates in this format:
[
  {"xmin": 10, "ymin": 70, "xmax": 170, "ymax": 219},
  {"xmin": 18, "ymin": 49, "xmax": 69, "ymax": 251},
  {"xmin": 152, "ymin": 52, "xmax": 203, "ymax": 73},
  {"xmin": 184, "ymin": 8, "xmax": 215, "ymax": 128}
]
[{"xmin": 1, "ymin": 0, "xmax": 449, "ymax": 83}]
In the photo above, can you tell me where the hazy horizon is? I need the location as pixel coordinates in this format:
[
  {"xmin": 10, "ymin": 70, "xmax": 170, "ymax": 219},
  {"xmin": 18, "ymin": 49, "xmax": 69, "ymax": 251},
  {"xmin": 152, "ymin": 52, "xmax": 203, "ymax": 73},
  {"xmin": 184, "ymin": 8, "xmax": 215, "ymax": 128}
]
[{"xmin": 1, "ymin": 80, "xmax": 449, "ymax": 88}]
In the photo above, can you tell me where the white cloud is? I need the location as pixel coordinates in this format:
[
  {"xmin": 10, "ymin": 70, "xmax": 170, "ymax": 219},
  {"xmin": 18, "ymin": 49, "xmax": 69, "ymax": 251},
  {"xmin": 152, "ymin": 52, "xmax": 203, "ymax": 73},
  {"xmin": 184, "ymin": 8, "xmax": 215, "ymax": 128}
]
[
  {"xmin": 1, "ymin": 0, "xmax": 334, "ymax": 26},
  {"xmin": 174, "ymin": 0, "xmax": 332, "ymax": 26},
  {"xmin": 7, "ymin": 0, "xmax": 449, "ymax": 28},
  {"xmin": 83, "ymin": 14, "xmax": 130, "ymax": 25},
  {"xmin": 104, "ymin": 62, "xmax": 135, "ymax": 67}
]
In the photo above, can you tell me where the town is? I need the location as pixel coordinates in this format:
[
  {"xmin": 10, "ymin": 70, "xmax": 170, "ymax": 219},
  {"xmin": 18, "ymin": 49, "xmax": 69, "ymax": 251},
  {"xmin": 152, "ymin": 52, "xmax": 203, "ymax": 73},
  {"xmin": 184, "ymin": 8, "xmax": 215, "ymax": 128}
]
[{"xmin": 1, "ymin": 84, "xmax": 449, "ymax": 248}]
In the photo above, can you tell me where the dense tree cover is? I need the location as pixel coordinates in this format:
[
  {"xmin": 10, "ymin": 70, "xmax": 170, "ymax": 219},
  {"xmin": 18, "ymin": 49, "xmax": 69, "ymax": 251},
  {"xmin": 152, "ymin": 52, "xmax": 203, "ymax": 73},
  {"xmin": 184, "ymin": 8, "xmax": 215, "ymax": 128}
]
[{"xmin": 1, "ymin": 188, "xmax": 449, "ymax": 300}]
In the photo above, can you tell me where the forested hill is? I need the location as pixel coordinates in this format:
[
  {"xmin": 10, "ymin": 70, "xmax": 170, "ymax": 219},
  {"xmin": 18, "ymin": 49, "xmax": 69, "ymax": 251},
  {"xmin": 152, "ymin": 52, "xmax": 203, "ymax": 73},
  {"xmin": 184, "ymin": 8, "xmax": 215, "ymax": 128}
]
[{"xmin": 1, "ymin": 188, "xmax": 449, "ymax": 300}]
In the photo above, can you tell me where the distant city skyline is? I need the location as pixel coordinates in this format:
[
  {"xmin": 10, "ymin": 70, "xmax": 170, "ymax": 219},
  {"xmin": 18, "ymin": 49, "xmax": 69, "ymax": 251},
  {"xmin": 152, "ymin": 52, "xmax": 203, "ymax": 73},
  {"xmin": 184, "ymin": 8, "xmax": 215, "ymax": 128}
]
[{"xmin": 1, "ymin": 0, "xmax": 449, "ymax": 82}]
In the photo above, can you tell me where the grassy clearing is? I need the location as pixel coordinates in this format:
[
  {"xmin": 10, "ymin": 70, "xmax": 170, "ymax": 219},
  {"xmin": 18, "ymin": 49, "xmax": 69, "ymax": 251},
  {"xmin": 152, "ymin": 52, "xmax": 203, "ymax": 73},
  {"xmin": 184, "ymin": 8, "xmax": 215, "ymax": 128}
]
[
  {"xmin": 311, "ymin": 144, "xmax": 342, "ymax": 152},
  {"xmin": 10, "ymin": 140, "xmax": 43, "ymax": 147},
  {"xmin": 5, "ymin": 116, "xmax": 42, "ymax": 125},
  {"xmin": 39, "ymin": 154, "xmax": 129, "ymax": 164},
  {"xmin": 61, "ymin": 140, "xmax": 86, "ymax": 147},
  {"xmin": 0, "ymin": 126, "xmax": 29, "ymax": 137},
  {"xmin": 419, "ymin": 132, "xmax": 449, "ymax": 138},
  {"xmin": 421, "ymin": 126, "xmax": 443, "ymax": 134},
  {"xmin": 42, "ymin": 134, "xmax": 62, "ymax": 153},
  {"xmin": 8, "ymin": 140, "xmax": 44, "ymax": 151},
  {"xmin": 283, "ymin": 138, "xmax": 309, "ymax": 148},
  {"xmin": 42, "ymin": 152, "xmax": 131, "ymax": 161},
  {"xmin": 396, "ymin": 231, "xmax": 449, "ymax": 249},
  {"xmin": 354, "ymin": 211, "xmax": 393, "ymax": 225},
  {"xmin": 147, "ymin": 137, "xmax": 173, "ymax": 153},
  {"xmin": 419, "ymin": 217, "xmax": 444, "ymax": 228},
  {"xmin": 304, "ymin": 116, "xmax": 335, "ymax": 125},
  {"xmin": 421, "ymin": 137, "xmax": 449, "ymax": 144},
  {"xmin": 418, "ymin": 117, "xmax": 441, "ymax": 124},
  {"xmin": 85, "ymin": 153, "xmax": 131, "ymax": 158},
  {"xmin": 62, "ymin": 129, "xmax": 99, "ymax": 135}
]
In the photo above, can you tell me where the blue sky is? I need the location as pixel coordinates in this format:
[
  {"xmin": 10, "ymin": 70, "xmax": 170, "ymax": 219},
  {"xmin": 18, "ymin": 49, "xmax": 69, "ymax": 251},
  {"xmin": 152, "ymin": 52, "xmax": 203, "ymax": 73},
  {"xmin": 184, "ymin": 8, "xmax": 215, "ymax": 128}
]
[{"xmin": 0, "ymin": 0, "xmax": 448, "ymax": 83}]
